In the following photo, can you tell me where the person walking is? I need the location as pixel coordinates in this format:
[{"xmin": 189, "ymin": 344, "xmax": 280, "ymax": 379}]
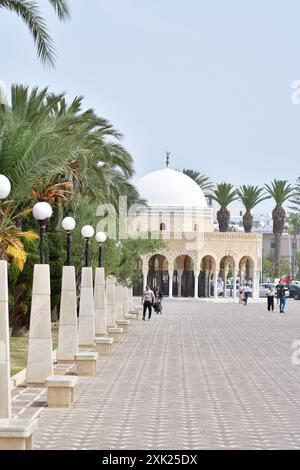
[
  {"xmin": 239, "ymin": 284, "xmax": 244, "ymax": 304},
  {"xmin": 277, "ymin": 282, "xmax": 287, "ymax": 313},
  {"xmin": 243, "ymin": 283, "xmax": 251, "ymax": 305},
  {"xmin": 267, "ymin": 286, "xmax": 275, "ymax": 311},
  {"xmin": 154, "ymin": 287, "xmax": 163, "ymax": 314},
  {"xmin": 141, "ymin": 285, "xmax": 155, "ymax": 321}
]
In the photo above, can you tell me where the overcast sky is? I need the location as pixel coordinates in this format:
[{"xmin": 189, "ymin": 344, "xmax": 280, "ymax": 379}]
[{"xmin": 1, "ymin": 0, "xmax": 300, "ymax": 211}]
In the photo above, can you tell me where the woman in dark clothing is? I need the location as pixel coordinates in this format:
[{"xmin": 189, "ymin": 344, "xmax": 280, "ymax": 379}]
[{"xmin": 155, "ymin": 287, "xmax": 163, "ymax": 314}]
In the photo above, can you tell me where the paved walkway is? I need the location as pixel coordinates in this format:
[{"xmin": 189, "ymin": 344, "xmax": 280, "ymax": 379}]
[{"xmin": 33, "ymin": 299, "xmax": 300, "ymax": 450}]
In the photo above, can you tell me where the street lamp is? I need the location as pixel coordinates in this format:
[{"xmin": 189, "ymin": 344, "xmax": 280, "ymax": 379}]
[
  {"xmin": 32, "ymin": 202, "xmax": 53, "ymax": 264},
  {"xmin": 81, "ymin": 225, "xmax": 94, "ymax": 267},
  {"xmin": 0, "ymin": 174, "xmax": 11, "ymax": 200},
  {"xmin": 95, "ymin": 231, "xmax": 107, "ymax": 267},
  {"xmin": 62, "ymin": 217, "xmax": 76, "ymax": 266}
]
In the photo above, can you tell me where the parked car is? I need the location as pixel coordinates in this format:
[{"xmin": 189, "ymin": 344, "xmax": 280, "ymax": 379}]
[
  {"xmin": 259, "ymin": 283, "xmax": 276, "ymax": 298},
  {"xmin": 288, "ymin": 284, "xmax": 300, "ymax": 300}
]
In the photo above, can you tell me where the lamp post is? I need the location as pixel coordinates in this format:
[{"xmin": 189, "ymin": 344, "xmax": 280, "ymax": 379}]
[
  {"xmin": 81, "ymin": 225, "xmax": 94, "ymax": 267},
  {"xmin": 96, "ymin": 231, "xmax": 107, "ymax": 267},
  {"xmin": 0, "ymin": 174, "xmax": 11, "ymax": 420},
  {"xmin": 0, "ymin": 174, "xmax": 11, "ymax": 201},
  {"xmin": 62, "ymin": 216, "xmax": 76, "ymax": 266},
  {"xmin": 32, "ymin": 202, "xmax": 53, "ymax": 264}
]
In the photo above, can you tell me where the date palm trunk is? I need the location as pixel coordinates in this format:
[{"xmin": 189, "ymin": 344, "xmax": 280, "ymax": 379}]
[
  {"xmin": 273, "ymin": 205, "xmax": 285, "ymax": 279},
  {"xmin": 217, "ymin": 207, "xmax": 230, "ymax": 232},
  {"xmin": 243, "ymin": 210, "xmax": 253, "ymax": 233}
]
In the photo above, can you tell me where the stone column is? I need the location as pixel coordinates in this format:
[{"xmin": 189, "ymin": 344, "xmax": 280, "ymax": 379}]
[
  {"xmin": 194, "ymin": 270, "xmax": 199, "ymax": 298},
  {"xmin": 168, "ymin": 270, "xmax": 173, "ymax": 298},
  {"xmin": 0, "ymin": 261, "xmax": 11, "ymax": 418},
  {"xmin": 106, "ymin": 276, "xmax": 116, "ymax": 327},
  {"xmin": 205, "ymin": 270, "xmax": 210, "ymax": 297},
  {"xmin": 252, "ymin": 270, "xmax": 260, "ymax": 300},
  {"xmin": 233, "ymin": 270, "xmax": 238, "ymax": 299},
  {"xmin": 116, "ymin": 285, "xmax": 123, "ymax": 321},
  {"xmin": 122, "ymin": 287, "xmax": 129, "ymax": 317},
  {"xmin": 142, "ymin": 269, "xmax": 148, "ymax": 291},
  {"xmin": 213, "ymin": 270, "xmax": 218, "ymax": 299},
  {"xmin": 26, "ymin": 264, "xmax": 53, "ymax": 384},
  {"xmin": 57, "ymin": 266, "xmax": 78, "ymax": 362},
  {"xmin": 127, "ymin": 286, "xmax": 133, "ymax": 310},
  {"xmin": 78, "ymin": 267, "xmax": 95, "ymax": 348},
  {"xmin": 94, "ymin": 267, "xmax": 107, "ymax": 336},
  {"xmin": 177, "ymin": 269, "xmax": 183, "ymax": 297},
  {"xmin": 223, "ymin": 270, "xmax": 228, "ymax": 298}
]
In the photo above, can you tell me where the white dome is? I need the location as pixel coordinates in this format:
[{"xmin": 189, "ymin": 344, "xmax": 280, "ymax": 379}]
[{"xmin": 136, "ymin": 169, "xmax": 207, "ymax": 207}]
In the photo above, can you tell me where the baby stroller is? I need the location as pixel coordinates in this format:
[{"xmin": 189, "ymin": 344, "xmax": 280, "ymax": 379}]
[{"xmin": 153, "ymin": 298, "xmax": 162, "ymax": 314}]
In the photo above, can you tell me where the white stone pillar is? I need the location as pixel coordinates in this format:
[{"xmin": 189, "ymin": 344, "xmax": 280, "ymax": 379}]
[
  {"xmin": 127, "ymin": 286, "xmax": 133, "ymax": 310},
  {"xmin": 116, "ymin": 285, "xmax": 123, "ymax": 321},
  {"xmin": 168, "ymin": 270, "xmax": 173, "ymax": 298},
  {"xmin": 223, "ymin": 270, "xmax": 228, "ymax": 298},
  {"xmin": 94, "ymin": 267, "xmax": 107, "ymax": 336},
  {"xmin": 106, "ymin": 276, "xmax": 116, "ymax": 327},
  {"xmin": 252, "ymin": 270, "xmax": 260, "ymax": 300},
  {"xmin": 122, "ymin": 287, "xmax": 129, "ymax": 317},
  {"xmin": 177, "ymin": 269, "xmax": 182, "ymax": 297},
  {"xmin": 205, "ymin": 270, "xmax": 210, "ymax": 297},
  {"xmin": 194, "ymin": 270, "xmax": 199, "ymax": 298},
  {"xmin": 26, "ymin": 264, "xmax": 53, "ymax": 384},
  {"xmin": 142, "ymin": 269, "xmax": 148, "ymax": 291},
  {"xmin": 57, "ymin": 266, "xmax": 78, "ymax": 362},
  {"xmin": 233, "ymin": 270, "xmax": 238, "ymax": 299},
  {"xmin": 213, "ymin": 270, "xmax": 218, "ymax": 299},
  {"xmin": 0, "ymin": 261, "xmax": 11, "ymax": 418},
  {"xmin": 78, "ymin": 267, "xmax": 95, "ymax": 348}
]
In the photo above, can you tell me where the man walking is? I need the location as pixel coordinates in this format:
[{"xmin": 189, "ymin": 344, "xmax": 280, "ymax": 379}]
[
  {"xmin": 141, "ymin": 285, "xmax": 155, "ymax": 321},
  {"xmin": 243, "ymin": 283, "xmax": 251, "ymax": 305},
  {"xmin": 277, "ymin": 282, "xmax": 287, "ymax": 313}
]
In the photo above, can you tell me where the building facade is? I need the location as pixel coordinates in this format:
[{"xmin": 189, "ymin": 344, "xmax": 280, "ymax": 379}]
[{"xmin": 130, "ymin": 168, "xmax": 262, "ymax": 299}]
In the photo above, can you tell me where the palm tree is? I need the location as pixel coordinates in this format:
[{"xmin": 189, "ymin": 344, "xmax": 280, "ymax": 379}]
[
  {"xmin": 181, "ymin": 169, "xmax": 213, "ymax": 193},
  {"xmin": 211, "ymin": 183, "xmax": 238, "ymax": 232},
  {"xmin": 0, "ymin": 84, "xmax": 135, "ymax": 260},
  {"xmin": 0, "ymin": 0, "xmax": 70, "ymax": 67},
  {"xmin": 265, "ymin": 180, "xmax": 295, "ymax": 278},
  {"xmin": 287, "ymin": 214, "xmax": 300, "ymax": 278},
  {"xmin": 237, "ymin": 185, "xmax": 269, "ymax": 233}
]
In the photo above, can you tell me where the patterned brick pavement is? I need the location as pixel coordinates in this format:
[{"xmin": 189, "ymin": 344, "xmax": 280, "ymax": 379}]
[{"xmin": 33, "ymin": 299, "xmax": 300, "ymax": 449}]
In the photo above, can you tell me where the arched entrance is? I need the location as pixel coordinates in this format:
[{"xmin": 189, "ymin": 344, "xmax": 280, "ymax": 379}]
[
  {"xmin": 198, "ymin": 255, "xmax": 216, "ymax": 297},
  {"xmin": 219, "ymin": 256, "xmax": 236, "ymax": 298},
  {"xmin": 132, "ymin": 257, "xmax": 143, "ymax": 296},
  {"xmin": 238, "ymin": 256, "xmax": 255, "ymax": 284},
  {"xmin": 147, "ymin": 254, "xmax": 169, "ymax": 295},
  {"xmin": 173, "ymin": 255, "xmax": 194, "ymax": 297}
]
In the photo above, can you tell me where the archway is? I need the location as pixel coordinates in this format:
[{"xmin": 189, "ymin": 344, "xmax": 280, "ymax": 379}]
[
  {"xmin": 238, "ymin": 256, "xmax": 255, "ymax": 284},
  {"xmin": 219, "ymin": 256, "xmax": 236, "ymax": 298},
  {"xmin": 198, "ymin": 255, "xmax": 216, "ymax": 297},
  {"xmin": 132, "ymin": 257, "xmax": 143, "ymax": 296},
  {"xmin": 147, "ymin": 254, "xmax": 169, "ymax": 295},
  {"xmin": 173, "ymin": 255, "xmax": 194, "ymax": 297}
]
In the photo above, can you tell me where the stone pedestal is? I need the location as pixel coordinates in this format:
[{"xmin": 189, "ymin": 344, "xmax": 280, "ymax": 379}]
[
  {"xmin": 106, "ymin": 276, "xmax": 117, "ymax": 328},
  {"xmin": 94, "ymin": 267, "xmax": 107, "ymax": 336},
  {"xmin": 95, "ymin": 337, "xmax": 114, "ymax": 356},
  {"xmin": 78, "ymin": 267, "xmax": 95, "ymax": 348},
  {"xmin": 127, "ymin": 287, "xmax": 134, "ymax": 310},
  {"xmin": 0, "ymin": 261, "xmax": 11, "ymax": 419},
  {"xmin": 116, "ymin": 319, "xmax": 130, "ymax": 333},
  {"xmin": 0, "ymin": 419, "xmax": 38, "ymax": 450},
  {"xmin": 46, "ymin": 375, "xmax": 77, "ymax": 407},
  {"xmin": 57, "ymin": 266, "xmax": 78, "ymax": 363},
  {"xmin": 75, "ymin": 352, "xmax": 98, "ymax": 376},
  {"xmin": 107, "ymin": 327, "xmax": 124, "ymax": 343},
  {"xmin": 26, "ymin": 264, "xmax": 53, "ymax": 385}
]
